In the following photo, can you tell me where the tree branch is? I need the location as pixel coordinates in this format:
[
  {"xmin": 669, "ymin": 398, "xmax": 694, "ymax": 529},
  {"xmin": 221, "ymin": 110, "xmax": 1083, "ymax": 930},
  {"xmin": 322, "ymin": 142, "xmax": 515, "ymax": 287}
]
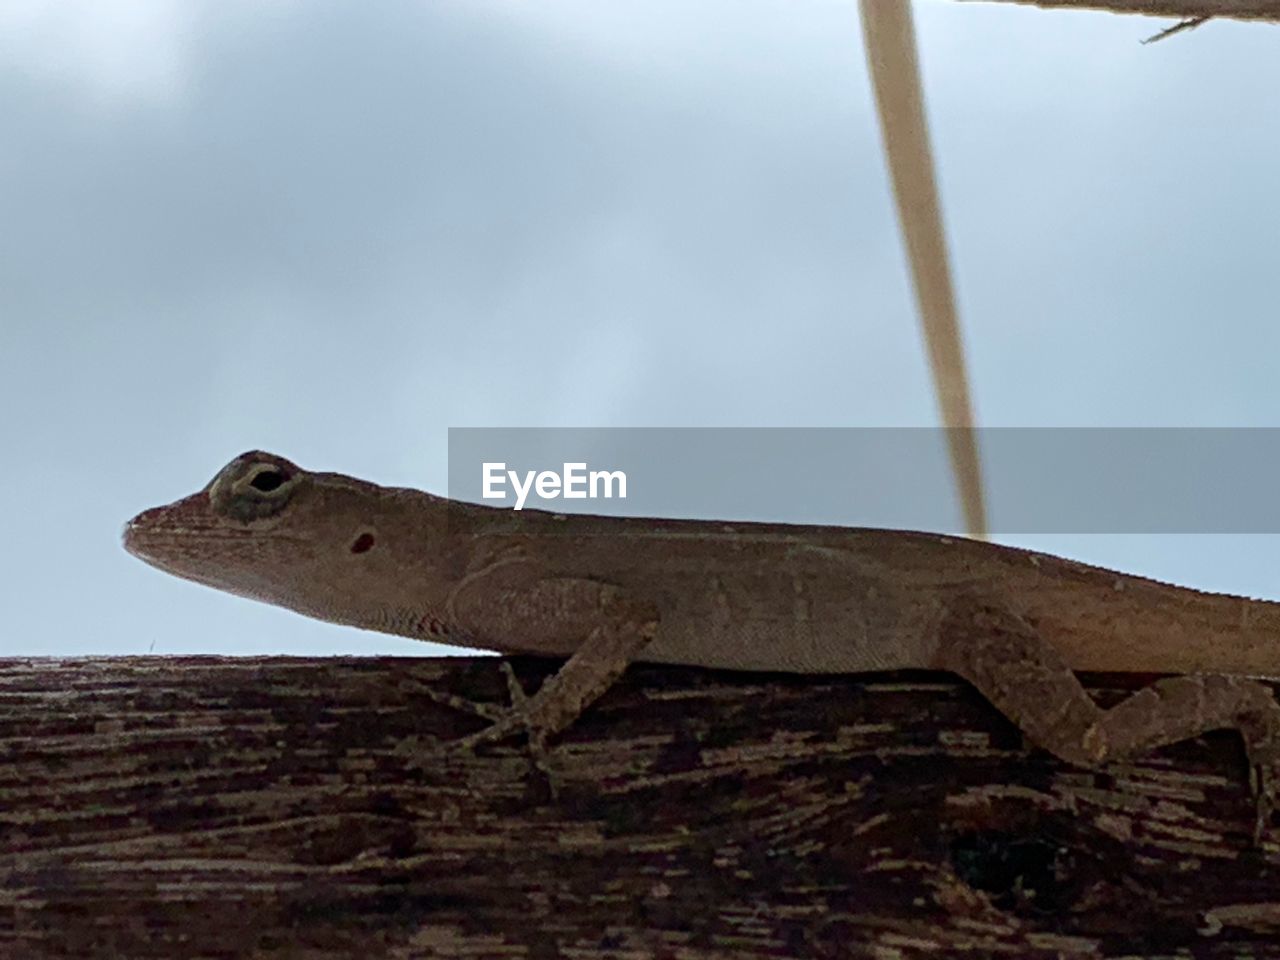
[
  {"xmin": 2, "ymin": 657, "xmax": 1279, "ymax": 958},
  {"xmin": 961, "ymin": 0, "xmax": 1280, "ymax": 25}
]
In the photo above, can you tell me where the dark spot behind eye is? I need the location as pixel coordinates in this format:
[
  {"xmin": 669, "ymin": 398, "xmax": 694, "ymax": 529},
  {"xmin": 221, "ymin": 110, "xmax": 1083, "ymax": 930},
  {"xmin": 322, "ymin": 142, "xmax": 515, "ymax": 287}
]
[
  {"xmin": 351, "ymin": 532, "xmax": 375, "ymax": 554},
  {"xmin": 250, "ymin": 469, "xmax": 286, "ymax": 492}
]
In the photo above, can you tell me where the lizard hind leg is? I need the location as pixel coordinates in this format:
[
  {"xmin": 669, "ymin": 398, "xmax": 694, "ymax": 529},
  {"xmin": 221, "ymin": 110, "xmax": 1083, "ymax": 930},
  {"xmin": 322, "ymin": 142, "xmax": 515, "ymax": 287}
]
[{"xmin": 934, "ymin": 596, "xmax": 1280, "ymax": 843}]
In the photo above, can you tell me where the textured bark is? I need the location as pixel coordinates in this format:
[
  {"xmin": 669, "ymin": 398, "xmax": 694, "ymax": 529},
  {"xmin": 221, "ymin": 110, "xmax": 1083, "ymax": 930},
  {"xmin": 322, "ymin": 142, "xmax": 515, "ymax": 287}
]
[
  {"xmin": 963, "ymin": 0, "xmax": 1280, "ymax": 23},
  {"xmin": 2, "ymin": 656, "xmax": 1280, "ymax": 959}
]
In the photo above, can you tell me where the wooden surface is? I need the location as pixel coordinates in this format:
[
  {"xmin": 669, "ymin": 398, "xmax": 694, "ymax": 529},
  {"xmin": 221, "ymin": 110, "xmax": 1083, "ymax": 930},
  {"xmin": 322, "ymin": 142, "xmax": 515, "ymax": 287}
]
[{"xmin": 2, "ymin": 656, "xmax": 1280, "ymax": 958}]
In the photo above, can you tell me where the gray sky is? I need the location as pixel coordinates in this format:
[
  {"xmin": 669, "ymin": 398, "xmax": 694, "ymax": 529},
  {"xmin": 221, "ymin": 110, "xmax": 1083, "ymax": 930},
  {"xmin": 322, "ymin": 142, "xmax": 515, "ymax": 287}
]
[{"xmin": 3, "ymin": 1, "xmax": 1278, "ymax": 657}]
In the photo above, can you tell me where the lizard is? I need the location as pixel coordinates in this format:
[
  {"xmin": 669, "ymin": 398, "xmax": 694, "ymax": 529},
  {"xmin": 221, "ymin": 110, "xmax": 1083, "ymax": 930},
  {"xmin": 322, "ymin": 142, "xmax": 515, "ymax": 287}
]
[{"xmin": 124, "ymin": 451, "xmax": 1280, "ymax": 840}]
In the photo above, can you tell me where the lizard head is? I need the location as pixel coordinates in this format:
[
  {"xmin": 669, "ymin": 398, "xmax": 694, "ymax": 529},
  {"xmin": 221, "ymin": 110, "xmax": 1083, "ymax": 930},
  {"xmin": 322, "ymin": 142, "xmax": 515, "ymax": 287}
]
[{"xmin": 123, "ymin": 451, "xmax": 436, "ymax": 627}]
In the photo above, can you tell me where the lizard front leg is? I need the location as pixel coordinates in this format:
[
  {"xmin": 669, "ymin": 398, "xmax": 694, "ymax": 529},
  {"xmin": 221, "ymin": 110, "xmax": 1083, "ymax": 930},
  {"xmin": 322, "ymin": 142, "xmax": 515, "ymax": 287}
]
[
  {"xmin": 935, "ymin": 596, "xmax": 1280, "ymax": 843},
  {"xmin": 403, "ymin": 568, "xmax": 658, "ymax": 776},
  {"xmin": 454, "ymin": 587, "xmax": 659, "ymax": 756}
]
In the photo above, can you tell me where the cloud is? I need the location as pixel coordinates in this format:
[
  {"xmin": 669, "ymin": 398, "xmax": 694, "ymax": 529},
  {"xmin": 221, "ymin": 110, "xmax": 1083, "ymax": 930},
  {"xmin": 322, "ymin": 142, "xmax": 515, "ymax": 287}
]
[{"xmin": 0, "ymin": 0, "xmax": 288, "ymax": 107}]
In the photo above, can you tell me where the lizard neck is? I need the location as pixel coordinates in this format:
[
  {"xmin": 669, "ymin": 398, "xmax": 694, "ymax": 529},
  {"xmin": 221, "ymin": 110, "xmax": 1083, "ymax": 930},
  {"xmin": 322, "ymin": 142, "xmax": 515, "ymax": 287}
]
[{"xmin": 313, "ymin": 491, "xmax": 517, "ymax": 649}]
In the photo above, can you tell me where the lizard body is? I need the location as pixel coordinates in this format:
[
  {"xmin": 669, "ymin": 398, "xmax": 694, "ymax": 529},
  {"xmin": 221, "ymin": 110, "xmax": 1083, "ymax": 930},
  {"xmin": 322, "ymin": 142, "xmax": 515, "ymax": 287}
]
[{"xmin": 125, "ymin": 452, "xmax": 1280, "ymax": 838}]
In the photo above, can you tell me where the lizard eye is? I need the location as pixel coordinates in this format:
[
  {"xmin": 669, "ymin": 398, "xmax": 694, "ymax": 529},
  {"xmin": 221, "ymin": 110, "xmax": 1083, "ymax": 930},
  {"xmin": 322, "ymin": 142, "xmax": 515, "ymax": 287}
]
[
  {"xmin": 209, "ymin": 454, "xmax": 302, "ymax": 522},
  {"xmin": 248, "ymin": 466, "xmax": 288, "ymax": 492}
]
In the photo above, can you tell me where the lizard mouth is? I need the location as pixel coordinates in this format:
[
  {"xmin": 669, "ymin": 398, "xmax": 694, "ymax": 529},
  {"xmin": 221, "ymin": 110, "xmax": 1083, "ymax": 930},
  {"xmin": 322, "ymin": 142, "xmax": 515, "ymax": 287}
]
[
  {"xmin": 125, "ymin": 492, "xmax": 195, "ymax": 537},
  {"xmin": 123, "ymin": 490, "xmax": 311, "ymax": 595},
  {"xmin": 122, "ymin": 506, "xmax": 167, "ymax": 555},
  {"xmin": 121, "ymin": 492, "xmax": 225, "ymax": 570}
]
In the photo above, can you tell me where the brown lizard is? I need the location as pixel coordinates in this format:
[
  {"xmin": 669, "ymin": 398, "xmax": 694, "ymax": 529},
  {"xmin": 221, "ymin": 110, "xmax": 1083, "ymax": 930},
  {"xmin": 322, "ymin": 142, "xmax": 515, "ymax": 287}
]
[{"xmin": 124, "ymin": 451, "xmax": 1280, "ymax": 839}]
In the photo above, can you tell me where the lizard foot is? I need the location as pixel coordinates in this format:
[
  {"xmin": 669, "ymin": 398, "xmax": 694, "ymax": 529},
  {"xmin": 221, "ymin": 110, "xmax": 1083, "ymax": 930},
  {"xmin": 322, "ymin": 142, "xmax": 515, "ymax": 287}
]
[
  {"xmin": 396, "ymin": 662, "xmax": 561, "ymax": 795},
  {"xmin": 451, "ymin": 662, "xmax": 550, "ymax": 752},
  {"xmin": 411, "ymin": 678, "xmax": 513, "ymax": 726},
  {"xmin": 398, "ymin": 596, "xmax": 656, "ymax": 798}
]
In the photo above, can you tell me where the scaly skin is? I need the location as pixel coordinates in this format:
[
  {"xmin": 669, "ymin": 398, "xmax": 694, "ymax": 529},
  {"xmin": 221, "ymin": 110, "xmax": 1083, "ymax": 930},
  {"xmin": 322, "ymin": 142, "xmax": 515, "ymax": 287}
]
[{"xmin": 124, "ymin": 451, "xmax": 1280, "ymax": 676}]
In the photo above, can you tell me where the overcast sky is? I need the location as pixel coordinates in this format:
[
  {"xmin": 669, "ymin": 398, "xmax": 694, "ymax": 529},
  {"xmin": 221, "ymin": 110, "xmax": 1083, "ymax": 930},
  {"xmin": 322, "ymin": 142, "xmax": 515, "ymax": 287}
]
[{"xmin": 3, "ymin": 1, "xmax": 1278, "ymax": 657}]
